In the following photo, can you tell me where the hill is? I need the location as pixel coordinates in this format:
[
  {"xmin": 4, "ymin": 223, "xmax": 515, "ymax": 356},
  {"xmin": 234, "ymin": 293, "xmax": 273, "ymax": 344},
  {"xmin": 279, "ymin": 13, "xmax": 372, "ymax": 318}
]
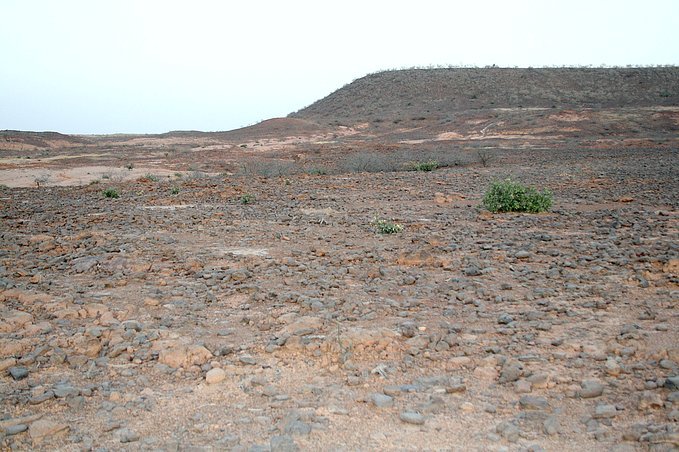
[
  {"xmin": 0, "ymin": 130, "xmax": 92, "ymax": 150},
  {"xmin": 290, "ymin": 67, "xmax": 679, "ymax": 126}
]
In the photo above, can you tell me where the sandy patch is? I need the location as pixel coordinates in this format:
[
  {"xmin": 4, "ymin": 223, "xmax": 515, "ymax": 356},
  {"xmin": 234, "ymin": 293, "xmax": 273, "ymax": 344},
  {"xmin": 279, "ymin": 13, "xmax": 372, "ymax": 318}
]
[{"xmin": 0, "ymin": 166, "xmax": 181, "ymax": 188}]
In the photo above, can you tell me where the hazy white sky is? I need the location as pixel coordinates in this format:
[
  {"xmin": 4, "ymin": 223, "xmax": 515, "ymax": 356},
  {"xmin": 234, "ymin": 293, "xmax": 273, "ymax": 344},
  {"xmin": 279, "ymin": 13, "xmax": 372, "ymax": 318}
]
[{"xmin": 1, "ymin": 0, "xmax": 677, "ymax": 134}]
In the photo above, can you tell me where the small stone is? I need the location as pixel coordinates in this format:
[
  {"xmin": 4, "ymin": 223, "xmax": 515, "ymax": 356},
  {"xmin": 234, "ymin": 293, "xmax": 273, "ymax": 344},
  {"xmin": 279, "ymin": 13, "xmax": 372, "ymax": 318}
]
[
  {"xmin": 283, "ymin": 420, "xmax": 311, "ymax": 436},
  {"xmin": 29, "ymin": 419, "xmax": 70, "ymax": 444},
  {"xmin": 464, "ymin": 266, "xmax": 482, "ymax": 277},
  {"xmin": 270, "ymin": 435, "xmax": 299, "ymax": 452},
  {"xmin": 515, "ymin": 250, "xmax": 531, "ymax": 259},
  {"xmin": 605, "ymin": 357, "xmax": 621, "ymax": 376},
  {"xmin": 499, "ymin": 361, "xmax": 522, "ymax": 383},
  {"xmin": 53, "ymin": 384, "xmax": 79, "ymax": 398},
  {"xmin": 519, "ymin": 396, "xmax": 549, "ymax": 410},
  {"xmin": 239, "ymin": 355, "xmax": 257, "ymax": 365},
  {"xmin": 514, "ymin": 379, "xmax": 532, "ymax": 393},
  {"xmin": 498, "ymin": 313, "xmax": 514, "ymax": 324},
  {"xmin": 460, "ymin": 402, "xmax": 474, "ymax": 412},
  {"xmin": 496, "ymin": 421, "xmax": 520, "ymax": 442},
  {"xmin": 543, "ymin": 416, "xmax": 560, "ymax": 435},
  {"xmin": 579, "ymin": 380, "xmax": 604, "ymax": 398},
  {"xmin": 637, "ymin": 391, "xmax": 663, "ymax": 411},
  {"xmin": 371, "ymin": 393, "xmax": 394, "ymax": 408},
  {"xmin": 9, "ymin": 366, "xmax": 29, "ymax": 380},
  {"xmin": 205, "ymin": 368, "xmax": 226, "ymax": 384},
  {"xmin": 4, "ymin": 424, "xmax": 28, "ymax": 436},
  {"xmin": 445, "ymin": 383, "xmax": 467, "ymax": 393},
  {"xmin": 0, "ymin": 358, "xmax": 17, "ymax": 372},
  {"xmin": 593, "ymin": 404, "xmax": 618, "ymax": 419},
  {"xmin": 399, "ymin": 411, "xmax": 425, "ymax": 425},
  {"xmin": 665, "ymin": 376, "xmax": 679, "ymax": 390},
  {"xmin": 118, "ymin": 428, "xmax": 140, "ymax": 443}
]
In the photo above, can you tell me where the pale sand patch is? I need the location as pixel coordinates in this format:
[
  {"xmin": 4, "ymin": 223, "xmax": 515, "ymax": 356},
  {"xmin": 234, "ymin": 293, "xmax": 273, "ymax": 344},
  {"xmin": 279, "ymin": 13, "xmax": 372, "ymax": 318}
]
[
  {"xmin": 0, "ymin": 166, "xmax": 182, "ymax": 188},
  {"xmin": 225, "ymin": 248, "xmax": 268, "ymax": 257},
  {"xmin": 140, "ymin": 205, "xmax": 196, "ymax": 211}
]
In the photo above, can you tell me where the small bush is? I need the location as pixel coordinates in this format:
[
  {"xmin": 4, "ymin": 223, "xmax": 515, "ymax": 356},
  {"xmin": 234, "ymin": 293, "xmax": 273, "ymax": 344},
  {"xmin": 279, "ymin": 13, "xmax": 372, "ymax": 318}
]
[
  {"xmin": 477, "ymin": 150, "xmax": 493, "ymax": 167},
  {"xmin": 307, "ymin": 167, "xmax": 328, "ymax": 175},
  {"xmin": 342, "ymin": 152, "xmax": 402, "ymax": 173},
  {"xmin": 170, "ymin": 186, "xmax": 180, "ymax": 195},
  {"xmin": 103, "ymin": 188, "xmax": 119, "ymax": 199},
  {"xmin": 412, "ymin": 160, "xmax": 439, "ymax": 172},
  {"xmin": 482, "ymin": 179, "xmax": 552, "ymax": 213},
  {"xmin": 239, "ymin": 161, "xmax": 298, "ymax": 178},
  {"xmin": 372, "ymin": 217, "xmax": 404, "ymax": 234},
  {"xmin": 139, "ymin": 173, "xmax": 159, "ymax": 182},
  {"xmin": 239, "ymin": 193, "xmax": 255, "ymax": 205}
]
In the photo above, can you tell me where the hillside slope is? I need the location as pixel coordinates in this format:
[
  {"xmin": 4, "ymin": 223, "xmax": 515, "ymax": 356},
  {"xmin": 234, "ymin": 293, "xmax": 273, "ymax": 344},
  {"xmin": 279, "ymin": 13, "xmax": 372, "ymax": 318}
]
[{"xmin": 290, "ymin": 67, "xmax": 679, "ymax": 126}]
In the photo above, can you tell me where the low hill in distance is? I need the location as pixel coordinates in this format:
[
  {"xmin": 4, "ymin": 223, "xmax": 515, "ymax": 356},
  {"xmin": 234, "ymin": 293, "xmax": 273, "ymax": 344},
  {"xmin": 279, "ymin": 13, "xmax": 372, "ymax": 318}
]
[{"xmin": 290, "ymin": 67, "xmax": 679, "ymax": 127}]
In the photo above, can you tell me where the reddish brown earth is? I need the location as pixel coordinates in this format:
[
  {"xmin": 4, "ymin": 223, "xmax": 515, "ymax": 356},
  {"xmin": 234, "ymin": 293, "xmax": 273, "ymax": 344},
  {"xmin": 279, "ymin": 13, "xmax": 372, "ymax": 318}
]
[{"xmin": 0, "ymin": 68, "xmax": 678, "ymax": 451}]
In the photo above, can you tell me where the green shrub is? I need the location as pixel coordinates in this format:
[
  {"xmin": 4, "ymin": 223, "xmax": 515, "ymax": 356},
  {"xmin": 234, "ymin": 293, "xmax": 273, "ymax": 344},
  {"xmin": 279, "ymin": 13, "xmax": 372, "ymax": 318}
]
[
  {"xmin": 170, "ymin": 186, "xmax": 180, "ymax": 195},
  {"xmin": 412, "ymin": 160, "xmax": 439, "ymax": 172},
  {"xmin": 372, "ymin": 217, "xmax": 404, "ymax": 234},
  {"xmin": 103, "ymin": 188, "xmax": 119, "ymax": 199},
  {"xmin": 139, "ymin": 173, "xmax": 159, "ymax": 182},
  {"xmin": 307, "ymin": 167, "xmax": 328, "ymax": 175},
  {"xmin": 482, "ymin": 179, "xmax": 552, "ymax": 213},
  {"xmin": 239, "ymin": 193, "xmax": 255, "ymax": 205}
]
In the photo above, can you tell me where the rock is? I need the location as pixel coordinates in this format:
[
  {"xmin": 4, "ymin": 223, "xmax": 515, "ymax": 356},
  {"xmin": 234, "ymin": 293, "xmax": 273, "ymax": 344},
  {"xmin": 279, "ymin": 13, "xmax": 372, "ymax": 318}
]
[
  {"xmin": 205, "ymin": 368, "xmax": 226, "ymax": 384},
  {"xmin": 0, "ymin": 310, "xmax": 33, "ymax": 333},
  {"xmin": 239, "ymin": 355, "xmax": 257, "ymax": 365},
  {"xmin": 543, "ymin": 416, "xmax": 560, "ymax": 435},
  {"xmin": 514, "ymin": 379, "xmax": 532, "ymax": 393},
  {"xmin": 0, "ymin": 357, "xmax": 17, "ymax": 372},
  {"xmin": 499, "ymin": 361, "xmax": 523, "ymax": 384},
  {"xmin": 579, "ymin": 380, "xmax": 604, "ymax": 398},
  {"xmin": 53, "ymin": 384, "xmax": 79, "ymax": 398},
  {"xmin": 371, "ymin": 393, "xmax": 394, "ymax": 408},
  {"xmin": 464, "ymin": 266, "xmax": 482, "ymax": 277},
  {"xmin": 515, "ymin": 250, "xmax": 531, "ymax": 259},
  {"xmin": 0, "ymin": 414, "xmax": 43, "ymax": 430},
  {"xmin": 217, "ymin": 434, "xmax": 240, "ymax": 447},
  {"xmin": 473, "ymin": 366, "xmax": 498, "ymax": 381},
  {"xmin": 118, "ymin": 428, "xmax": 140, "ymax": 443},
  {"xmin": 498, "ymin": 313, "xmax": 514, "ymax": 324},
  {"xmin": 399, "ymin": 411, "xmax": 425, "ymax": 425},
  {"xmin": 637, "ymin": 391, "xmax": 664, "ymax": 411},
  {"xmin": 665, "ymin": 376, "xmax": 679, "ymax": 390},
  {"xmin": 605, "ymin": 357, "xmax": 622, "ymax": 376},
  {"xmin": 270, "ymin": 435, "xmax": 299, "ymax": 452},
  {"xmin": 2, "ymin": 424, "xmax": 28, "ymax": 435},
  {"xmin": 519, "ymin": 396, "xmax": 549, "ymax": 410},
  {"xmin": 8, "ymin": 366, "xmax": 29, "ymax": 380},
  {"xmin": 29, "ymin": 419, "xmax": 69, "ymax": 444},
  {"xmin": 593, "ymin": 404, "xmax": 618, "ymax": 419},
  {"xmin": 283, "ymin": 420, "xmax": 311, "ymax": 436},
  {"xmin": 157, "ymin": 343, "xmax": 213, "ymax": 368},
  {"xmin": 496, "ymin": 421, "xmax": 520, "ymax": 442},
  {"xmin": 641, "ymin": 431, "xmax": 679, "ymax": 445},
  {"xmin": 460, "ymin": 402, "xmax": 474, "ymax": 412}
]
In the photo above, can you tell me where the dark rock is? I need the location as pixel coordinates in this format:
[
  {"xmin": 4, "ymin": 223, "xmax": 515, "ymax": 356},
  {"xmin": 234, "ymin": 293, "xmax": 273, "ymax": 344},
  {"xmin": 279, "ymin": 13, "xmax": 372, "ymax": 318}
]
[{"xmin": 8, "ymin": 367, "xmax": 29, "ymax": 380}]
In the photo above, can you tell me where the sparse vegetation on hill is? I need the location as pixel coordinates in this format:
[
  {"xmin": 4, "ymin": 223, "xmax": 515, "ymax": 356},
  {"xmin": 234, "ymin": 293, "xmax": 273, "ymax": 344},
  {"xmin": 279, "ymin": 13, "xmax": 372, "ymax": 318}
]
[{"xmin": 290, "ymin": 67, "xmax": 679, "ymax": 126}]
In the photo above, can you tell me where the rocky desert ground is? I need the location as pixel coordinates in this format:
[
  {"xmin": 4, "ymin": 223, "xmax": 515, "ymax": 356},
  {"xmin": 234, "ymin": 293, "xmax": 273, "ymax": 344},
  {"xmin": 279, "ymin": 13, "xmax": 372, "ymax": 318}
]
[{"xmin": 0, "ymin": 67, "xmax": 678, "ymax": 451}]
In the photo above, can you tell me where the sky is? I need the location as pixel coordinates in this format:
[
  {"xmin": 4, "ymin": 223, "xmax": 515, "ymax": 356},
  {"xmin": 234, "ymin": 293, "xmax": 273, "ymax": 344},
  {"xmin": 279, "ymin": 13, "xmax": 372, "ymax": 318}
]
[{"xmin": 1, "ymin": 1, "xmax": 677, "ymax": 134}]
